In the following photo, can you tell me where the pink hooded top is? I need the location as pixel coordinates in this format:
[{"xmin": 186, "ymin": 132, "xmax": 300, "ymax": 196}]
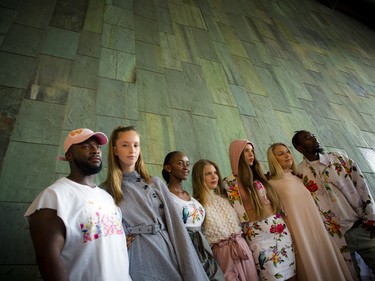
[
  {"xmin": 229, "ymin": 139, "xmax": 254, "ymax": 176},
  {"xmin": 226, "ymin": 139, "xmax": 272, "ymax": 222}
]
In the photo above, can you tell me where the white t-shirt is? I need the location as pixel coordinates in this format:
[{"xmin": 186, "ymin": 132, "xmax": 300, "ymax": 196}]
[{"xmin": 25, "ymin": 177, "xmax": 132, "ymax": 281}]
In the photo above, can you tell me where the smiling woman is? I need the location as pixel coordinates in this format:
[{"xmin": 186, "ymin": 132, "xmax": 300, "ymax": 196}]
[
  {"xmin": 162, "ymin": 151, "xmax": 225, "ymax": 281},
  {"xmin": 267, "ymin": 142, "xmax": 354, "ymax": 281}
]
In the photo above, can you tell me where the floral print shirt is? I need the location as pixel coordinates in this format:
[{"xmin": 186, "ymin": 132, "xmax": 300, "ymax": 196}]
[
  {"xmin": 223, "ymin": 175, "xmax": 271, "ymax": 223},
  {"xmin": 298, "ymin": 152, "xmax": 375, "ymax": 255}
]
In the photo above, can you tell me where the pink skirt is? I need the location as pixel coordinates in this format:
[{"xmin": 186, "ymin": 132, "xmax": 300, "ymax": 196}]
[
  {"xmin": 211, "ymin": 233, "xmax": 258, "ymax": 281},
  {"xmin": 243, "ymin": 214, "xmax": 296, "ymax": 281}
]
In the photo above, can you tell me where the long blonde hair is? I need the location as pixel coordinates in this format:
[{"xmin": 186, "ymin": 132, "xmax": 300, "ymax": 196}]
[
  {"xmin": 237, "ymin": 151, "xmax": 281, "ymax": 219},
  {"xmin": 267, "ymin": 143, "xmax": 298, "ymax": 180},
  {"xmin": 103, "ymin": 126, "xmax": 151, "ymax": 205},
  {"xmin": 192, "ymin": 159, "xmax": 226, "ymax": 206}
]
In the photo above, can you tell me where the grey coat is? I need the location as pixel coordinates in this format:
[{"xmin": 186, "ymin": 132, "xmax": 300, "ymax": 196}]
[{"xmin": 120, "ymin": 171, "xmax": 209, "ymax": 281}]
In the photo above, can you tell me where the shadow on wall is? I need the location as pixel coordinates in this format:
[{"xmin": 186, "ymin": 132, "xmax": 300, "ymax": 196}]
[{"xmin": 315, "ymin": 0, "xmax": 375, "ymax": 29}]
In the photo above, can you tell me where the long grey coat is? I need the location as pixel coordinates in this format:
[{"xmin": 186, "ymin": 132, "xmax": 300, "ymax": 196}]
[{"xmin": 120, "ymin": 171, "xmax": 209, "ymax": 281}]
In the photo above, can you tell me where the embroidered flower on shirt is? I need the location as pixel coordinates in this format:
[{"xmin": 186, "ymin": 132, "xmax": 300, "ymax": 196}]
[{"xmin": 303, "ymin": 176, "xmax": 319, "ymax": 192}]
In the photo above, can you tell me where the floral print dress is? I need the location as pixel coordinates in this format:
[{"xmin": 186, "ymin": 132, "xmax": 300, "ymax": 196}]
[{"xmin": 223, "ymin": 176, "xmax": 296, "ymax": 281}]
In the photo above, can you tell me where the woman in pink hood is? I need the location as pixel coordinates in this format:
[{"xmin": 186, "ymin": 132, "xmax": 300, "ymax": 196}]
[{"xmin": 223, "ymin": 139, "xmax": 296, "ymax": 281}]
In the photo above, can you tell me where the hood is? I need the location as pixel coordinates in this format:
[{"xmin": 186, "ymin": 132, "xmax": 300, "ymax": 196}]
[{"xmin": 229, "ymin": 139, "xmax": 254, "ymax": 176}]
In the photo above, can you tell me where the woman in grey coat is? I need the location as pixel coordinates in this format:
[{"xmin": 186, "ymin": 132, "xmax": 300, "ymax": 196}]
[{"xmin": 103, "ymin": 126, "xmax": 209, "ymax": 281}]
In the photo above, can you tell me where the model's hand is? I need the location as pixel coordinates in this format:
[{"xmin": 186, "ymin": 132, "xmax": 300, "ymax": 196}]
[{"xmin": 126, "ymin": 234, "xmax": 135, "ymax": 248}]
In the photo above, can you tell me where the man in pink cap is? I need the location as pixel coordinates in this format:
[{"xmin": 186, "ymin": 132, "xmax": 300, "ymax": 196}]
[{"xmin": 25, "ymin": 128, "xmax": 132, "ymax": 281}]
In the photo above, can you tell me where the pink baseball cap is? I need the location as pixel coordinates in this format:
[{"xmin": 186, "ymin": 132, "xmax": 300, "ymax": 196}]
[{"xmin": 58, "ymin": 128, "xmax": 108, "ymax": 161}]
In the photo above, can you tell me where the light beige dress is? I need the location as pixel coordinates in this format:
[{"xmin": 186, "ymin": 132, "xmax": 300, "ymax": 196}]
[{"xmin": 270, "ymin": 171, "xmax": 354, "ymax": 281}]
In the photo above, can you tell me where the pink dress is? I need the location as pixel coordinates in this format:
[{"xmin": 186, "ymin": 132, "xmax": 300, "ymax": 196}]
[{"xmin": 270, "ymin": 171, "xmax": 353, "ymax": 281}]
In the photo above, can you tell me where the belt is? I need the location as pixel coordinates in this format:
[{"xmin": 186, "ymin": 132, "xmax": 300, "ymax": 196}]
[
  {"xmin": 351, "ymin": 219, "xmax": 364, "ymax": 229},
  {"xmin": 126, "ymin": 223, "xmax": 165, "ymax": 235}
]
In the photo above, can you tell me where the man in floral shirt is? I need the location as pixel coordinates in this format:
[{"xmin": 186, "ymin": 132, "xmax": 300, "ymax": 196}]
[{"xmin": 292, "ymin": 130, "xmax": 375, "ymax": 279}]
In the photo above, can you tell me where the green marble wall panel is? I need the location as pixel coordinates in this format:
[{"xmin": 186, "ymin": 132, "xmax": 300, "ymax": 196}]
[
  {"xmin": 363, "ymin": 173, "xmax": 375, "ymax": 199},
  {"xmin": 227, "ymin": 14, "xmax": 258, "ymax": 43},
  {"xmin": 345, "ymin": 90, "xmax": 375, "ymax": 115},
  {"xmin": 137, "ymin": 69, "xmax": 169, "ymax": 115},
  {"xmin": 233, "ymin": 56, "xmax": 266, "ymax": 96},
  {"xmin": 135, "ymin": 41, "xmax": 162, "ymax": 72},
  {"xmin": 135, "ymin": 15, "xmax": 159, "ymax": 45},
  {"xmin": 208, "ymin": 1, "xmax": 230, "ymax": 25},
  {"xmin": 104, "ymin": 4, "xmax": 134, "ymax": 29},
  {"xmin": 182, "ymin": 62, "xmax": 215, "ymax": 117},
  {"xmin": 0, "ymin": 265, "xmax": 39, "ymax": 281},
  {"xmin": 213, "ymin": 42, "xmax": 243, "ymax": 86},
  {"xmin": 255, "ymin": 65, "xmax": 290, "ymax": 113},
  {"xmin": 0, "ymin": 202, "xmax": 35, "ymax": 264},
  {"xmin": 14, "ymin": 0, "xmax": 55, "ymax": 28},
  {"xmin": 359, "ymin": 147, "xmax": 375, "ymax": 172},
  {"xmin": 0, "ymin": 87, "xmax": 24, "ymax": 134},
  {"xmin": 83, "ymin": 0, "xmax": 105, "ymax": 33},
  {"xmin": 0, "ymin": 87, "xmax": 24, "ymax": 171},
  {"xmin": 273, "ymin": 18, "xmax": 298, "ymax": 43},
  {"xmin": 270, "ymin": 64, "xmax": 312, "ymax": 107},
  {"xmin": 242, "ymin": 41, "xmax": 267, "ymax": 68},
  {"xmin": 253, "ymin": 41, "xmax": 279, "ymax": 66},
  {"xmin": 1, "ymin": 24, "xmax": 43, "ymax": 57},
  {"xmin": 263, "ymin": 38, "xmax": 289, "ymax": 61},
  {"xmin": 228, "ymin": 84, "xmax": 255, "ymax": 116},
  {"xmin": 250, "ymin": 17, "xmax": 275, "ymax": 41},
  {"xmin": 0, "ymin": 53, "xmax": 36, "ymax": 89},
  {"xmin": 190, "ymin": 27, "xmax": 218, "ymax": 62},
  {"xmin": 99, "ymin": 48, "xmax": 136, "ymax": 82},
  {"xmin": 361, "ymin": 113, "xmax": 375, "ymax": 131},
  {"xmin": 0, "ymin": 7, "xmax": 16, "ymax": 34},
  {"xmin": 214, "ymin": 103, "xmax": 247, "ymax": 150},
  {"xmin": 63, "ymin": 86, "xmax": 96, "ymax": 130},
  {"xmin": 114, "ymin": 0, "xmax": 133, "ymax": 10},
  {"xmin": 0, "ymin": 142, "xmax": 57, "ymax": 201},
  {"xmin": 12, "ymin": 100, "xmax": 65, "ymax": 144},
  {"xmin": 289, "ymin": 41, "xmax": 319, "ymax": 72},
  {"xmin": 200, "ymin": 59, "xmax": 235, "ymax": 106},
  {"xmin": 49, "ymin": 0, "xmax": 88, "ymax": 32},
  {"xmin": 26, "ymin": 55, "xmax": 71, "ymax": 104},
  {"xmin": 96, "ymin": 77, "xmax": 137, "ymax": 119},
  {"xmin": 102, "ymin": 24, "xmax": 135, "ymax": 53},
  {"xmin": 172, "ymin": 23, "xmax": 198, "ymax": 64},
  {"xmin": 169, "ymin": 2, "xmax": 206, "ymax": 29},
  {"xmin": 156, "ymin": 6, "xmax": 173, "ymax": 33},
  {"xmin": 40, "ymin": 27, "xmax": 79, "ymax": 60},
  {"xmin": 169, "ymin": 109, "xmax": 199, "ymax": 164},
  {"xmin": 71, "ymin": 55, "xmax": 99, "ymax": 89},
  {"xmin": 77, "ymin": 30, "xmax": 101, "ymax": 57},
  {"xmin": 191, "ymin": 114, "xmax": 231, "ymax": 177},
  {"xmin": 202, "ymin": 15, "xmax": 225, "ymax": 43},
  {"xmin": 362, "ymin": 132, "xmax": 375, "ymax": 149},
  {"xmin": 159, "ymin": 32, "xmax": 182, "ymax": 71},
  {"xmin": 218, "ymin": 22, "xmax": 248, "ymax": 58},
  {"xmin": 165, "ymin": 68, "xmax": 190, "ymax": 111},
  {"xmin": 304, "ymin": 84, "xmax": 341, "ymax": 120},
  {"xmin": 134, "ymin": 0, "xmax": 156, "ymax": 18},
  {"xmin": 138, "ymin": 112, "xmax": 174, "ymax": 165}
]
